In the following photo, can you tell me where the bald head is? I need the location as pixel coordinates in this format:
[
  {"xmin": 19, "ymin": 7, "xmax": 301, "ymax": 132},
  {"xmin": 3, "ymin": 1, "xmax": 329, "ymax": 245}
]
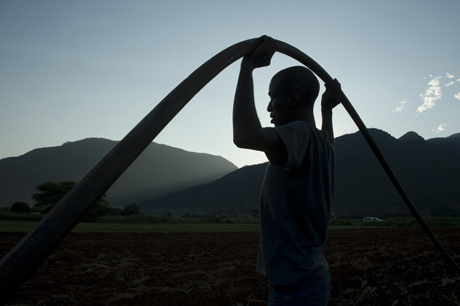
[{"xmin": 270, "ymin": 66, "xmax": 320, "ymax": 108}]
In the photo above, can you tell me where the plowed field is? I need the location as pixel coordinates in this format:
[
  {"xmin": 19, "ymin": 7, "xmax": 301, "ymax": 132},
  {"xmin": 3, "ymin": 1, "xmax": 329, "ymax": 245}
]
[{"xmin": 2, "ymin": 228, "xmax": 460, "ymax": 305}]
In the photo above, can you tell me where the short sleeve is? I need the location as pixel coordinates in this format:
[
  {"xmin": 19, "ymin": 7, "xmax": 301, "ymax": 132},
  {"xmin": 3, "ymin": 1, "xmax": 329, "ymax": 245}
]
[{"xmin": 273, "ymin": 121, "xmax": 311, "ymax": 172}]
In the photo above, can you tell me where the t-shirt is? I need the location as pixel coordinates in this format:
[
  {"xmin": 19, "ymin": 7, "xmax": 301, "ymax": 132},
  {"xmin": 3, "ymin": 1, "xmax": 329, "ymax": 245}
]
[{"xmin": 256, "ymin": 120, "xmax": 335, "ymax": 286}]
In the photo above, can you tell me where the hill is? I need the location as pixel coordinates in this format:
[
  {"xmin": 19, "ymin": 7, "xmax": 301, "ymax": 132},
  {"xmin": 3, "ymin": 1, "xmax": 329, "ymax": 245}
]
[
  {"xmin": 0, "ymin": 138, "xmax": 237, "ymax": 207},
  {"xmin": 139, "ymin": 129, "xmax": 460, "ymax": 216},
  {"xmin": 138, "ymin": 163, "xmax": 268, "ymax": 214},
  {"xmin": 334, "ymin": 129, "xmax": 460, "ymax": 216}
]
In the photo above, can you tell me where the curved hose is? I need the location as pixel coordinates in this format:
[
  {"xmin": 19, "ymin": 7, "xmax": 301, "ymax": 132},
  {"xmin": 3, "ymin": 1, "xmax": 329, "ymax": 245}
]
[{"xmin": 0, "ymin": 37, "xmax": 458, "ymax": 305}]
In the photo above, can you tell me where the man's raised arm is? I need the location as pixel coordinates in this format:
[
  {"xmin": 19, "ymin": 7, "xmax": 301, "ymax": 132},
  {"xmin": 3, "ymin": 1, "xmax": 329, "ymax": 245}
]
[
  {"xmin": 232, "ymin": 36, "xmax": 280, "ymax": 152},
  {"xmin": 321, "ymin": 79, "xmax": 343, "ymax": 147}
]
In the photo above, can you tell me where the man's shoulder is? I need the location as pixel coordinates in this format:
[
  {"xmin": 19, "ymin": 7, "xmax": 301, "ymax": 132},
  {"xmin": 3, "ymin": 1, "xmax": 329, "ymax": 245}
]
[
  {"xmin": 274, "ymin": 121, "xmax": 309, "ymax": 139},
  {"xmin": 277, "ymin": 121, "xmax": 332, "ymax": 149},
  {"xmin": 277, "ymin": 120, "xmax": 311, "ymax": 130},
  {"xmin": 277, "ymin": 120, "xmax": 321, "ymax": 136}
]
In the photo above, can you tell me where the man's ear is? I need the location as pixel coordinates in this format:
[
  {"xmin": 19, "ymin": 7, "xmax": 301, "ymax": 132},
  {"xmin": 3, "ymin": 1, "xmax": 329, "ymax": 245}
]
[{"xmin": 289, "ymin": 92, "xmax": 300, "ymax": 107}]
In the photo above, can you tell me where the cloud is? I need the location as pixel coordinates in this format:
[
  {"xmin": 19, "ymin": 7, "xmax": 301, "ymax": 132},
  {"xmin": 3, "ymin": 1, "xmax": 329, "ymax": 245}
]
[
  {"xmin": 446, "ymin": 72, "xmax": 454, "ymax": 79},
  {"xmin": 455, "ymin": 93, "xmax": 460, "ymax": 100},
  {"xmin": 392, "ymin": 99, "xmax": 407, "ymax": 112},
  {"xmin": 445, "ymin": 81, "xmax": 454, "ymax": 87},
  {"xmin": 457, "ymin": 79, "xmax": 460, "ymax": 82},
  {"xmin": 418, "ymin": 76, "xmax": 442, "ymax": 113},
  {"xmin": 432, "ymin": 124, "xmax": 447, "ymax": 134}
]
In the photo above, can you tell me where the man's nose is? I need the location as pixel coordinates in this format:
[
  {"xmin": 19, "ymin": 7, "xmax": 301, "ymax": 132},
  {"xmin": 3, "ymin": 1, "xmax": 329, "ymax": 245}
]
[{"xmin": 267, "ymin": 101, "xmax": 272, "ymax": 112}]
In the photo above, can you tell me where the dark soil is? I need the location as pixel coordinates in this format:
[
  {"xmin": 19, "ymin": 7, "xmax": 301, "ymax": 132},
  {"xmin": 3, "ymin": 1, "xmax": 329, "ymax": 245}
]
[{"xmin": 2, "ymin": 228, "xmax": 460, "ymax": 305}]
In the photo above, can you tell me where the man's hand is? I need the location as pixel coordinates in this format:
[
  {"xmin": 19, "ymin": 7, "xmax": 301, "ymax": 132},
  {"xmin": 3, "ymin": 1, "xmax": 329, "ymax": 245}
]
[
  {"xmin": 321, "ymin": 79, "xmax": 343, "ymax": 111},
  {"xmin": 243, "ymin": 35, "xmax": 278, "ymax": 69}
]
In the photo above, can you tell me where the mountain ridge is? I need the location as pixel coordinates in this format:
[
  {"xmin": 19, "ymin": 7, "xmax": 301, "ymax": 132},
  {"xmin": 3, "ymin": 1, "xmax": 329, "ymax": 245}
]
[
  {"xmin": 0, "ymin": 138, "xmax": 237, "ymax": 207},
  {"xmin": 138, "ymin": 129, "xmax": 460, "ymax": 216}
]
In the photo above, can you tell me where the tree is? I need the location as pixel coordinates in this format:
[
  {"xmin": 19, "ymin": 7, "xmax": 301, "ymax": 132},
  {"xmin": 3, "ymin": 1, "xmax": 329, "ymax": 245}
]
[
  {"xmin": 32, "ymin": 181, "xmax": 111, "ymax": 220},
  {"xmin": 83, "ymin": 201, "xmax": 120, "ymax": 222},
  {"xmin": 121, "ymin": 204, "xmax": 141, "ymax": 216},
  {"xmin": 32, "ymin": 181, "xmax": 78, "ymax": 213},
  {"xmin": 10, "ymin": 202, "xmax": 31, "ymax": 214}
]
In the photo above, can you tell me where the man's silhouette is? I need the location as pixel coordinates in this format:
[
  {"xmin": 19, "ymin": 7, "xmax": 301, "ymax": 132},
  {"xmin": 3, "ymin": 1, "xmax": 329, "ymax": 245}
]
[{"xmin": 233, "ymin": 35, "xmax": 342, "ymax": 305}]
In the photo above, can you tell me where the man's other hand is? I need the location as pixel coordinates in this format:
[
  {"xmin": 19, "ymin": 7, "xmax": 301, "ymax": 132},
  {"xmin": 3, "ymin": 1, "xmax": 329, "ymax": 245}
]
[
  {"xmin": 322, "ymin": 79, "xmax": 343, "ymax": 111},
  {"xmin": 244, "ymin": 35, "xmax": 278, "ymax": 69}
]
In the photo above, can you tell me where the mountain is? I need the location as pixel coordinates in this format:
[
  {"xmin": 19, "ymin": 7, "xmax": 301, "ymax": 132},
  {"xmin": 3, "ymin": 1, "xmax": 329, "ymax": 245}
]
[
  {"xmin": 334, "ymin": 129, "xmax": 460, "ymax": 216},
  {"xmin": 138, "ymin": 163, "xmax": 268, "ymax": 214},
  {"xmin": 139, "ymin": 129, "xmax": 460, "ymax": 216},
  {"xmin": 0, "ymin": 138, "xmax": 237, "ymax": 207}
]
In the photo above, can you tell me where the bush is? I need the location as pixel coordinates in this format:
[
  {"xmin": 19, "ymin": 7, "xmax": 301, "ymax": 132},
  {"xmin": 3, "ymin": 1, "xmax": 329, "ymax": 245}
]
[
  {"xmin": 11, "ymin": 202, "xmax": 31, "ymax": 214},
  {"xmin": 121, "ymin": 204, "xmax": 141, "ymax": 216}
]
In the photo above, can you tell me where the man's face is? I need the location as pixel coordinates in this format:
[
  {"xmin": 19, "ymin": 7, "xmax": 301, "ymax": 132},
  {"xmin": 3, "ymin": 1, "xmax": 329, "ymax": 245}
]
[{"xmin": 267, "ymin": 77, "xmax": 293, "ymax": 127}]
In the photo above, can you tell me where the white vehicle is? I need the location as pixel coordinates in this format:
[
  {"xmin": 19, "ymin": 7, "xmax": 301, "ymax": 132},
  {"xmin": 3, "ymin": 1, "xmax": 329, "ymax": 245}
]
[{"xmin": 363, "ymin": 216, "xmax": 384, "ymax": 223}]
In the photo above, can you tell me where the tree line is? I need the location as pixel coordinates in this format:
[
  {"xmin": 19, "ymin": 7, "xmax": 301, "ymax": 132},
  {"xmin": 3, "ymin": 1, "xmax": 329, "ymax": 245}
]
[{"xmin": 3, "ymin": 181, "xmax": 141, "ymax": 221}]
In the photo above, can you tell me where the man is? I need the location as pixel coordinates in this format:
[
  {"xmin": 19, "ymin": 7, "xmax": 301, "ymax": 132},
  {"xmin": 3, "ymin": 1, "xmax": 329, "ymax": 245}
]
[{"xmin": 233, "ymin": 36, "xmax": 342, "ymax": 305}]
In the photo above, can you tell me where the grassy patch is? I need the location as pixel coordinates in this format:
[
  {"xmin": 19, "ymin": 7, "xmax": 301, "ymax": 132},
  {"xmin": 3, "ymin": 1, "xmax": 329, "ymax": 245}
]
[
  {"xmin": 0, "ymin": 220, "xmax": 260, "ymax": 233},
  {"xmin": 96, "ymin": 214, "xmax": 260, "ymax": 224},
  {"xmin": 73, "ymin": 222, "xmax": 260, "ymax": 233},
  {"xmin": 421, "ymin": 216, "xmax": 460, "ymax": 228},
  {"xmin": 0, "ymin": 213, "xmax": 43, "ymax": 221},
  {"xmin": 2, "ymin": 216, "xmax": 460, "ymax": 233},
  {"xmin": 0, "ymin": 220, "xmax": 39, "ymax": 232},
  {"xmin": 360, "ymin": 216, "xmax": 460, "ymax": 228},
  {"xmin": 332, "ymin": 216, "xmax": 460, "ymax": 228}
]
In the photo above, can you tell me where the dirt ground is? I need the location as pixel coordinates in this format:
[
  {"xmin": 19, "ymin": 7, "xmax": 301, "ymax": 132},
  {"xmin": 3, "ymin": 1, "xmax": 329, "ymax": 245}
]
[{"xmin": 1, "ymin": 228, "xmax": 460, "ymax": 305}]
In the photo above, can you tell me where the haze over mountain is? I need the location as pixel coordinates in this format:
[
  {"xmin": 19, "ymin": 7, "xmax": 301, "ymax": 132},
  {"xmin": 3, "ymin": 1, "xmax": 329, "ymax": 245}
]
[
  {"xmin": 0, "ymin": 138, "xmax": 237, "ymax": 208},
  {"xmin": 138, "ymin": 129, "xmax": 460, "ymax": 216}
]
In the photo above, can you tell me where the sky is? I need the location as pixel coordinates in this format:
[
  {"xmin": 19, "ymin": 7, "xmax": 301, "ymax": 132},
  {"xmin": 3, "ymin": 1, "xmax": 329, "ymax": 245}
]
[{"xmin": 1, "ymin": 1, "xmax": 460, "ymax": 168}]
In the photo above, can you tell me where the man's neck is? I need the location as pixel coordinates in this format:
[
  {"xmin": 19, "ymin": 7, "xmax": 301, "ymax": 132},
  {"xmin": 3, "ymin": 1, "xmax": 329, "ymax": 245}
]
[{"xmin": 294, "ymin": 111, "xmax": 315, "ymax": 128}]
